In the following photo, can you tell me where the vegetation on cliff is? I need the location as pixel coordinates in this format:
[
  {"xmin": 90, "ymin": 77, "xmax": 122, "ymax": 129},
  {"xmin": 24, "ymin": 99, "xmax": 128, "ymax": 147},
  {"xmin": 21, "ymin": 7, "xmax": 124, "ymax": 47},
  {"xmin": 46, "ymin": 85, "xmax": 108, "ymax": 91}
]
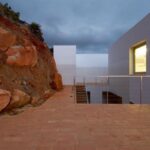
[
  {"xmin": 0, "ymin": 3, "xmax": 20, "ymax": 22},
  {"xmin": 29, "ymin": 22, "xmax": 44, "ymax": 41},
  {"xmin": 0, "ymin": 2, "xmax": 44, "ymax": 41}
]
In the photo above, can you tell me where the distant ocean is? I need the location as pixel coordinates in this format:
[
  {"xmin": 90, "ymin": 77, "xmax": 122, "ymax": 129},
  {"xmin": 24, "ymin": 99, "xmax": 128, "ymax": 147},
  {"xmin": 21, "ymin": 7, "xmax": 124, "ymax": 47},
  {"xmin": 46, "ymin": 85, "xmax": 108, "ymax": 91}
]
[{"xmin": 76, "ymin": 67, "xmax": 108, "ymax": 83}]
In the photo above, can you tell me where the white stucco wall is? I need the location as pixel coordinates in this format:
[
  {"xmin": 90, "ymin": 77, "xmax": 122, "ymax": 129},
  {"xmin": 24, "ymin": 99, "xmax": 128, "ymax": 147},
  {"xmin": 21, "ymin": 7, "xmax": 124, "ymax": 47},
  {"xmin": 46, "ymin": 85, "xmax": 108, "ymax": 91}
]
[
  {"xmin": 109, "ymin": 13, "xmax": 150, "ymax": 103},
  {"xmin": 54, "ymin": 45, "xmax": 76, "ymax": 85}
]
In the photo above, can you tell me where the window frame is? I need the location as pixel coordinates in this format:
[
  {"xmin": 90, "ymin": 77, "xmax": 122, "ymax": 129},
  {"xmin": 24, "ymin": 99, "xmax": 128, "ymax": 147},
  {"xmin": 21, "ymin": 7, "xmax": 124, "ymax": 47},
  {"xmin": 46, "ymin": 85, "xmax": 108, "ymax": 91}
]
[{"xmin": 133, "ymin": 42, "xmax": 147, "ymax": 75}]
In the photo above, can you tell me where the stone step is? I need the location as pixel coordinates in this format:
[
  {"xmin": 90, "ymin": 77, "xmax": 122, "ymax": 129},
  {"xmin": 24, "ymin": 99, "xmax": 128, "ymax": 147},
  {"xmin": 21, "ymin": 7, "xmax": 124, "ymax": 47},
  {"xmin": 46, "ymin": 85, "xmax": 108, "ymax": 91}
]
[
  {"xmin": 76, "ymin": 85, "xmax": 87, "ymax": 104},
  {"xmin": 77, "ymin": 96, "xmax": 87, "ymax": 98},
  {"xmin": 76, "ymin": 92, "xmax": 87, "ymax": 95}
]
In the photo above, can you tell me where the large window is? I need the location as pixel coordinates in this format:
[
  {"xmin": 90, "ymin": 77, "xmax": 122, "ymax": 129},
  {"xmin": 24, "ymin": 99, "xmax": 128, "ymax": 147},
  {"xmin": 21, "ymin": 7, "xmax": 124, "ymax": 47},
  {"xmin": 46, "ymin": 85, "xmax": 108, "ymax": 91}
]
[{"xmin": 134, "ymin": 44, "xmax": 147, "ymax": 73}]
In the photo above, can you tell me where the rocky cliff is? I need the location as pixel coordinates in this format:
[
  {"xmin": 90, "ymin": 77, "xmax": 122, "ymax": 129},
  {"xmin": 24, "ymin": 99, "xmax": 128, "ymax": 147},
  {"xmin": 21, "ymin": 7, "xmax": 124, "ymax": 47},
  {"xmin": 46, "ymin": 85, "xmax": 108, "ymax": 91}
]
[{"xmin": 0, "ymin": 15, "xmax": 63, "ymax": 113}]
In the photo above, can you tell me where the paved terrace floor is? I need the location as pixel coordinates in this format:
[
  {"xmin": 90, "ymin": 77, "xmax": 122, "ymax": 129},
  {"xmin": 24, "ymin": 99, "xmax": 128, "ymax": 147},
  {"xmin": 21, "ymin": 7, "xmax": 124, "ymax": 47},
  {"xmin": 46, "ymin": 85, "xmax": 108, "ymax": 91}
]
[{"xmin": 0, "ymin": 86, "xmax": 150, "ymax": 150}]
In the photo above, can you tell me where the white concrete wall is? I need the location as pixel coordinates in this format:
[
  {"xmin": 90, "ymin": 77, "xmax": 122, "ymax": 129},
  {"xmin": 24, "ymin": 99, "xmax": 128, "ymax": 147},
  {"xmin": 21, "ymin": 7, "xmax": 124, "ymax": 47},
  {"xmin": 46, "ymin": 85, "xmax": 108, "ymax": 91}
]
[
  {"xmin": 54, "ymin": 45, "xmax": 76, "ymax": 85},
  {"xmin": 109, "ymin": 13, "xmax": 150, "ymax": 103}
]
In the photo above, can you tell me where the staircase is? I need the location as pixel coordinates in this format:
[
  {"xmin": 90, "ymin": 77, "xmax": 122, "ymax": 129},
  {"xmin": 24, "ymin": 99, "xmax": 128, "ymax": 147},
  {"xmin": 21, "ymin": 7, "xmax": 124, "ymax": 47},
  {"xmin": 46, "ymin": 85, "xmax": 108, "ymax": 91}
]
[
  {"xmin": 102, "ymin": 91, "xmax": 122, "ymax": 104},
  {"xmin": 76, "ymin": 85, "xmax": 88, "ymax": 103}
]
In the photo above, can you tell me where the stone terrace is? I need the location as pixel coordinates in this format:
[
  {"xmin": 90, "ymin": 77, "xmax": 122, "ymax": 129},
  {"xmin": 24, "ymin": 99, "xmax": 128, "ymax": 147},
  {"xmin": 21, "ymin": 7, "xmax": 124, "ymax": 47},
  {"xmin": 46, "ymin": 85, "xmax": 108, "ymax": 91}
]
[{"xmin": 0, "ymin": 86, "xmax": 150, "ymax": 150}]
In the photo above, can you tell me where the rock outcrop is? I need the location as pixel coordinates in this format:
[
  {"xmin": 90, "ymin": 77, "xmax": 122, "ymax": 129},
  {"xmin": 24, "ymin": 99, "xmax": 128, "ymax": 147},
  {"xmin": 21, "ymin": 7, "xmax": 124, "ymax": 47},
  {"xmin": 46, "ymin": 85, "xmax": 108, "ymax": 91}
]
[
  {"xmin": 0, "ymin": 27, "xmax": 16, "ymax": 51},
  {"xmin": 51, "ymin": 72, "xmax": 63, "ymax": 91},
  {"xmin": 6, "ymin": 45, "xmax": 38, "ymax": 66},
  {"xmin": 6, "ymin": 89, "xmax": 31, "ymax": 110},
  {"xmin": 0, "ymin": 15, "xmax": 63, "ymax": 113},
  {"xmin": 0, "ymin": 89, "xmax": 11, "ymax": 111}
]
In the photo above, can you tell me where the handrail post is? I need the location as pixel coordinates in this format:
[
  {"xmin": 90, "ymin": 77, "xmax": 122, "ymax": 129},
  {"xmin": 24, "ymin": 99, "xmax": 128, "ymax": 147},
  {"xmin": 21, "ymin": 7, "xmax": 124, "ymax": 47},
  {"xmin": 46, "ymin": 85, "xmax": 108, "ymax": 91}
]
[
  {"xmin": 73, "ymin": 76, "xmax": 76, "ymax": 103},
  {"xmin": 140, "ymin": 76, "xmax": 143, "ymax": 104},
  {"xmin": 72, "ymin": 76, "xmax": 74, "ymax": 91},
  {"xmin": 83, "ymin": 76, "xmax": 86, "ymax": 85},
  {"xmin": 107, "ymin": 76, "xmax": 109, "ymax": 104}
]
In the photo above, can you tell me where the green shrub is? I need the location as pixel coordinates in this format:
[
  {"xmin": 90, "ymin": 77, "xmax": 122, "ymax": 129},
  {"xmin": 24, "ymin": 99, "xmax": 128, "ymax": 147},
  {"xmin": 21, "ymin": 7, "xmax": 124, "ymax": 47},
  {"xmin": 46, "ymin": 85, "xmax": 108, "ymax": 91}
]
[
  {"xmin": 0, "ymin": 3, "xmax": 44, "ymax": 41},
  {"xmin": 0, "ymin": 3, "xmax": 20, "ymax": 22},
  {"xmin": 29, "ymin": 22, "xmax": 44, "ymax": 41}
]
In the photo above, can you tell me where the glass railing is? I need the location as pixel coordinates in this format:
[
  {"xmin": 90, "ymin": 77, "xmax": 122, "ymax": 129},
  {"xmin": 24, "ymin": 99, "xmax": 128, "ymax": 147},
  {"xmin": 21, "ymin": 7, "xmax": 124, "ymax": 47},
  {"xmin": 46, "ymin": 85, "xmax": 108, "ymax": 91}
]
[{"xmin": 72, "ymin": 75, "xmax": 150, "ymax": 104}]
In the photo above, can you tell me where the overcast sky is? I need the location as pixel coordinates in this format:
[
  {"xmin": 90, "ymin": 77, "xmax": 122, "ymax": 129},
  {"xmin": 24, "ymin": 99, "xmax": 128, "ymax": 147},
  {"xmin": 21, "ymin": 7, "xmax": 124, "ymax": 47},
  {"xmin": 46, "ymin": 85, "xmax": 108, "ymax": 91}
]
[
  {"xmin": 77, "ymin": 54, "xmax": 108, "ymax": 67},
  {"xmin": 1, "ymin": 0, "xmax": 150, "ymax": 53}
]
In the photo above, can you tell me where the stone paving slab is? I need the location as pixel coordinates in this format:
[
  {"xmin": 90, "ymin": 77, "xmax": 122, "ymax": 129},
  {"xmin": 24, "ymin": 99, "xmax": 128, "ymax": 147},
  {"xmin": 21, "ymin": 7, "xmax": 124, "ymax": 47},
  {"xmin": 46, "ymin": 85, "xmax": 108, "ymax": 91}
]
[{"xmin": 0, "ymin": 86, "xmax": 150, "ymax": 150}]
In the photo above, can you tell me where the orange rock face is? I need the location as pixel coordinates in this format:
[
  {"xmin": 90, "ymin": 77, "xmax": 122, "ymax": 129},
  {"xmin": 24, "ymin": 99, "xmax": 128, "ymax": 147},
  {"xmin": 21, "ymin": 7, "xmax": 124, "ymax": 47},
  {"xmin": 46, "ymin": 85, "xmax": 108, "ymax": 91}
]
[
  {"xmin": 0, "ymin": 27, "xmax": 16, "ymax": 51},
  {"xmin": 51, "ymin": 73, "xmax": 63, "ymax": 91},
  {"xmin": 6, "ymin": 45, "xmax": 38, "ymax": 67},
  {"xmin": 43, "ymin": 90, "xmax": 53, "ymax": 99},
  {"xmin": 30, "ymin": 96, "xmax": 39, "ymax": 106},
  {"xmin": 6, "ymin": 89, "xmax": 31, "ymax": 109},
  {"xmin": 0, "ymin": 89, "xmax": 11, "ymax": 111},
  {"xmin": 0, "ymin": 16, "xmax": 63, "ymax": 113}
]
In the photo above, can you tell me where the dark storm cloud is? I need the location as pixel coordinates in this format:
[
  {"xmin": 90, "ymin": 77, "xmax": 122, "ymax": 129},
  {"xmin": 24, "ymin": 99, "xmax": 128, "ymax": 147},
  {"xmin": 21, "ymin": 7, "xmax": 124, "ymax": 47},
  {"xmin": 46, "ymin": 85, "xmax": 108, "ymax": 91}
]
[{"xmin": 1, "ymin": 0, "xmax": 150, "ymax": 53}]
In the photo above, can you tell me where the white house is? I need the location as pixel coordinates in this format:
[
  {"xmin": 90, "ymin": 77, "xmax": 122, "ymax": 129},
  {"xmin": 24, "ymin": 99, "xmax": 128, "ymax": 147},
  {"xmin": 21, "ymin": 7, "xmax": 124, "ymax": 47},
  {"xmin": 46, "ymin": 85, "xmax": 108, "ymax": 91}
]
[
  {"xmin": 109, "ymin": 13, "xmax": 150, "ymax": 104},
  {"xmin": 54, "ymin": 45, "xmax": 76, "ymax": 85}
]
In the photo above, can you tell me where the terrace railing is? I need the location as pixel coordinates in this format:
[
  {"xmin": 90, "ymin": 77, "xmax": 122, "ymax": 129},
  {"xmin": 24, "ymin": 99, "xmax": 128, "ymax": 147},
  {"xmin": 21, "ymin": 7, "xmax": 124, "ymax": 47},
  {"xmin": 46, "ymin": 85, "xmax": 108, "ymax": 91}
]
[{"xmin": 72, "ymin": 75, "xmax": 150, "ymax": 104}]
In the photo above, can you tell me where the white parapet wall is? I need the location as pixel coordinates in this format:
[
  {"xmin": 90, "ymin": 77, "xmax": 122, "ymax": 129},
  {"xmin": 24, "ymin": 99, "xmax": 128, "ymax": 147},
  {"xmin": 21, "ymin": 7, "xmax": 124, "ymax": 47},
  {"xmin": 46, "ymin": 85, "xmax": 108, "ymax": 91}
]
[{"xmin": 54, "ymin": 45, "xmax": 76, "ymax": 85}]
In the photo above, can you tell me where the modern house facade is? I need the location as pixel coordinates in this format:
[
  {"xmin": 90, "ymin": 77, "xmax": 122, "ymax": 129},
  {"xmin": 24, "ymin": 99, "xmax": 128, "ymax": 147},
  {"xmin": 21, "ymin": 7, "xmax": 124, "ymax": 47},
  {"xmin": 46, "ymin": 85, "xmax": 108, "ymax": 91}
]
[{"xmin": 109, "ymin": 13, "xmax": 150, "ymax": 104}]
